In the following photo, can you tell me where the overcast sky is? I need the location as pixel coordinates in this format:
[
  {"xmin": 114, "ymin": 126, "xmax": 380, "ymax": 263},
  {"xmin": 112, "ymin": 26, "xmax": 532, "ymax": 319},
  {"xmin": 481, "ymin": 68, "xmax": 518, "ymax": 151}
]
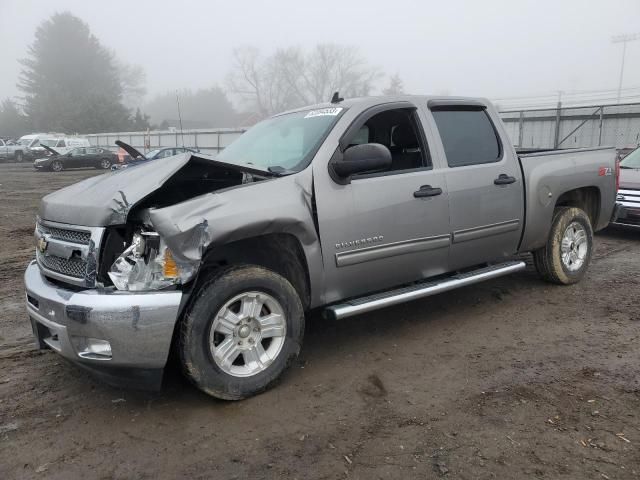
[{"xmin": 1, "ymin": 0, "xmax": 639, "ymax": 108}]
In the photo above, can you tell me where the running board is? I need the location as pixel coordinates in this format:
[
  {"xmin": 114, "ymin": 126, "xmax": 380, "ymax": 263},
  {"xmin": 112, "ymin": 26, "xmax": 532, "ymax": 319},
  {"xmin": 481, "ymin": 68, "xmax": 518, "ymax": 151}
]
[{"xmin": 325, "ymin": 260, "xmax": 526, "ymax": 320}]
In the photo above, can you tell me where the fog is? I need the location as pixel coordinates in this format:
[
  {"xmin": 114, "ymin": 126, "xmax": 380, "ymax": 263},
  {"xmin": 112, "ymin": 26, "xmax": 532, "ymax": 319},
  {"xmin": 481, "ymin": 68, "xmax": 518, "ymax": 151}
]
[{"xmin": 1, "ymin": 0, "xmax": 640, "ymax": 110}]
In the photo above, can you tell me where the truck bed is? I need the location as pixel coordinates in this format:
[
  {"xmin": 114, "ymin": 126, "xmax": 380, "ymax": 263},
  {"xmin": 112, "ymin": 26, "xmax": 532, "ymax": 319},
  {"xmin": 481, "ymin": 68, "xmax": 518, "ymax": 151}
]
[{"xmin": 517, "ymin": 146, "xmax": 617, "ymax": 252}]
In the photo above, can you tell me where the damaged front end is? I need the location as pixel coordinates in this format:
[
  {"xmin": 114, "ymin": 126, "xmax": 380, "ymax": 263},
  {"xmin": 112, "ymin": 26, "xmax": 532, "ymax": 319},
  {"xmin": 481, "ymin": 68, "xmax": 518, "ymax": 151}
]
[
  {"xmin": 107, "ymin": 230, "xmax": 195, "ymax": 291},
  {"xmin": 38, "ymin": 152, "xmax": 275, "ymax": 290}
]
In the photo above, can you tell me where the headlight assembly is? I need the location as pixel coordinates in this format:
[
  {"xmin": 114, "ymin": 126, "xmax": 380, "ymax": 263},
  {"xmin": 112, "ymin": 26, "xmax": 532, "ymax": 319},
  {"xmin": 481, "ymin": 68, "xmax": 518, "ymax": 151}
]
[{"xmin": 108, "ymin": 231, "xmax": 183, "ymax": 291}]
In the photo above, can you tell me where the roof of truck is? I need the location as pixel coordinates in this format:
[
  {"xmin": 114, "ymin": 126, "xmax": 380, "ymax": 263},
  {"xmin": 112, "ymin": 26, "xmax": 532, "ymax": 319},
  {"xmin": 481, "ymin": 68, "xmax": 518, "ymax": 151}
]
[{"xmin": 277, "ymin": 95, "xmax": 493, "ymax": 117}]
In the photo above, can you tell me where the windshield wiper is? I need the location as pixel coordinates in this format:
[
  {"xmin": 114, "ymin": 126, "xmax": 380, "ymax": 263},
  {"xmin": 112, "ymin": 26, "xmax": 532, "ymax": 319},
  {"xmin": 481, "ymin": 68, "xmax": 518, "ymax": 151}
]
[{"xmin": 267, "ymin": 166, "xmax": 295, "ymax": 176}]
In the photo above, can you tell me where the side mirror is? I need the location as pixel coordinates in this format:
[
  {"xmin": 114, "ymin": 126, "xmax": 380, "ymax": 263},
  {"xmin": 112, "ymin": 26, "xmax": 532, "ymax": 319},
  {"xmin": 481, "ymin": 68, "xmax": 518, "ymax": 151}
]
[{"xmin": 332, "ymin": 143, "xmax": 391, "ymax": 181}]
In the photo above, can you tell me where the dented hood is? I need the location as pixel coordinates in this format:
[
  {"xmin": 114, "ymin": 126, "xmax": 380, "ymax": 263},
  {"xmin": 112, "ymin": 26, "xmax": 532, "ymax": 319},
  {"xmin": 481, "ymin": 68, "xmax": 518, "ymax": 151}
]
[{"xmin": 38, "ymin": 153, "xmax": 270, "ymax": 226}]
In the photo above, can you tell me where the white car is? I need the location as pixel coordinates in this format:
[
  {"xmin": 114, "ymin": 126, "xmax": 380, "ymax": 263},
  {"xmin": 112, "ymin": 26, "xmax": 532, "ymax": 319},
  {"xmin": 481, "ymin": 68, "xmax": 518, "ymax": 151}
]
[{"xmin": 17, "ymin": 134, "xmax": 90, "ymax": 160}]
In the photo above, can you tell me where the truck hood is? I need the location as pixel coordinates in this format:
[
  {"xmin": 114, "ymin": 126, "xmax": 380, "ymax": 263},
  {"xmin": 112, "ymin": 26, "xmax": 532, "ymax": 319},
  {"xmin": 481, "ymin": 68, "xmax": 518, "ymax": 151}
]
[
  {"xmin": 619, "ymin": 168, "xmax": 640, "ymax": 190},
  {"xmin": 38, "ymin": 152, "xmax": 272, "ymax": 226}
]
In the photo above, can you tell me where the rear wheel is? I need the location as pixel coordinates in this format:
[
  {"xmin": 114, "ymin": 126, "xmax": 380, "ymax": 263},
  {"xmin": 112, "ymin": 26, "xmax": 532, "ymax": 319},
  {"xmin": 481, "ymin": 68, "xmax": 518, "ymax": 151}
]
[
  {"xmin": 99, "ymin": 157, "xmax": 112, "ymax": 169},
  {"xmin": 50, "ymin": 160, "xmax": 63, "ymax": 172},
  {"xmin": 533, "ymin": 207, "xmax": 593, "ymax": 285},
  {"xmin": 15, "ymin": 151, "xmax": 24, "ymax": 163},
  {"xmin": 179, "ymin": 265, "xmax": 305, "ymax": 400}
]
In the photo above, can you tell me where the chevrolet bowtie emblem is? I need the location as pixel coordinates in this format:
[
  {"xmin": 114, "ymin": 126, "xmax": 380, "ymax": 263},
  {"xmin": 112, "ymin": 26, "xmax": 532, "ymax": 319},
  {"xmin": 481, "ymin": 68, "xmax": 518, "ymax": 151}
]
[{"xmin": 37, "ymin": 236, "xmax": 48, "ymax": 253}]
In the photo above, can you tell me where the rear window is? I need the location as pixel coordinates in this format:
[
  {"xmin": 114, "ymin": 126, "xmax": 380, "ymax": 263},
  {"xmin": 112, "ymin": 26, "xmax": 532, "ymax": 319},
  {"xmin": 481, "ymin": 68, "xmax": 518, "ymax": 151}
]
[{"xmin": 432, "ymin": 109, "xmax": 501, "ymax": 167}]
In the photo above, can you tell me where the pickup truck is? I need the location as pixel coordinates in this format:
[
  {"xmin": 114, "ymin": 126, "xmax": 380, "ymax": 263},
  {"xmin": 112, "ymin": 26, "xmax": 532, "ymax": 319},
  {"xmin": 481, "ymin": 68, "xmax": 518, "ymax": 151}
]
[
  {"xmin": 24, "ymin": 95, "xmax": 618, "ymax": 400},
  {"xmin": 0, "ymin": 138, "xmax": 28, "ymax": 162}
]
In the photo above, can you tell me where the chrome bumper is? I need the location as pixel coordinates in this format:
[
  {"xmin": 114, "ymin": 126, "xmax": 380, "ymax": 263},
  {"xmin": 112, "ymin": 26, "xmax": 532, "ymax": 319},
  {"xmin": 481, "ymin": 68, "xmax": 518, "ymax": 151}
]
[{"xmin": 24, "ymin": 261, "xmax": 182, "ymax": 373}]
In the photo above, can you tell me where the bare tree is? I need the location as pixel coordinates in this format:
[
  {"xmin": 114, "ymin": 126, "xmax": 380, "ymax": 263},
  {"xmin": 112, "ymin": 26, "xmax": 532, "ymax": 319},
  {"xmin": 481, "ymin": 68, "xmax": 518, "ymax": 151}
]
[
  {"xmin": 382, "ymin": 74, "xmax": 405, "ymax": 95},
  {"xmin": 227, "ymin": 44, "xmax": 381, "ymax": 117}
]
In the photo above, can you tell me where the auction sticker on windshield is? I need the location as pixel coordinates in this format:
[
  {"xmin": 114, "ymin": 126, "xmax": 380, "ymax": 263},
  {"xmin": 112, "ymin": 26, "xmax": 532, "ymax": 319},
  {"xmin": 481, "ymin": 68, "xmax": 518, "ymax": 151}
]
[{"xmin": 304, "ymin": 107, "xmax": 343, "ymax": 118}]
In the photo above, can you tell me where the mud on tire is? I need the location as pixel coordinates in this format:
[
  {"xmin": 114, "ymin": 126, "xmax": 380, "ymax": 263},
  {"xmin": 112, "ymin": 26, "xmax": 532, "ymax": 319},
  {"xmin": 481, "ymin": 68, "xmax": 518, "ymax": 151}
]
[
  {"xmin": 179, "ymin": 265, "xmax": 305, "ymax": 400},
  {"xmin": 533, "ymin": 207, "xmax": 593, "ymax": 285}
]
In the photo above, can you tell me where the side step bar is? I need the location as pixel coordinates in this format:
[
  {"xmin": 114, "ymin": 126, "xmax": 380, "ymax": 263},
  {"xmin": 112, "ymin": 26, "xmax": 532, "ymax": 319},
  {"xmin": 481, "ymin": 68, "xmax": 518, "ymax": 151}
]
[{"xmin": 325, "ymin": 260, "xmax": 526, "ymax": 320}]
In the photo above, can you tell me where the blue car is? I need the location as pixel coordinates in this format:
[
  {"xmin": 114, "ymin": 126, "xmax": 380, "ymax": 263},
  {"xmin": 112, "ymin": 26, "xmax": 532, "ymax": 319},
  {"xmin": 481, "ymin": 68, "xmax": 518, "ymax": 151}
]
[{"xmin": 113, "ymin": 141, "xmax": 199, "ymax": 169}]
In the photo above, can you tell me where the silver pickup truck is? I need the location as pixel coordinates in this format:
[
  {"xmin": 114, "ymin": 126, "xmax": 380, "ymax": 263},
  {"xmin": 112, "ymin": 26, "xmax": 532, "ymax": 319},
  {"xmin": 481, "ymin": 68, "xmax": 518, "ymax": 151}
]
[
  {"xmin": 0, "ymin": 138, "xmax": 28, "ymax": 162},
  {"xmin": 24, "ymin": 96, "xmax": 617, "ymax": 399}
]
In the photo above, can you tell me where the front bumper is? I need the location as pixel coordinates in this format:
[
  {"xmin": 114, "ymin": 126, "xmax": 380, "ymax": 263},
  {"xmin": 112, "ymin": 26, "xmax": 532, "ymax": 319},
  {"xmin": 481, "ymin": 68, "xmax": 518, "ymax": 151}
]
[
  {"xmin": 612, "ymin": 203, "xmax": 640, "ymax": 227},
  {"xmin": 24, "ymin": 261, "xmax": 183, "ymax": 389}
]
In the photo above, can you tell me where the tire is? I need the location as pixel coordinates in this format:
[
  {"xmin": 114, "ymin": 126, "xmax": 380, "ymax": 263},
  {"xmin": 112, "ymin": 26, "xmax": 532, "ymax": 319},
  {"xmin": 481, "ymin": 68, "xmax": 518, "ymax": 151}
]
[
  {"xmin": 15, "ymin": 151, "xmax": 24, "ymax": 163},
  {"xmin": 533, "ymin": 207, "xmax": 593, "ymax": 285},
  {"xmin": 50, "ymin": 160, "xmax": 63, "ymax": 172},
  {"xmin": 179, "ymin": 265, "xmax": 305, "ymax": 400},
  {"xmin": 98, "ymin": 157, "xmax": 112, "ymax": 169}
]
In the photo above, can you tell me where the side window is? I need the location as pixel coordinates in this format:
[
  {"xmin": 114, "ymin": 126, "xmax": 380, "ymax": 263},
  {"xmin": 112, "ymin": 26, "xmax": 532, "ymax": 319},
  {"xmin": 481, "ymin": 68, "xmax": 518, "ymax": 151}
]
[
  {"xmin": 346, "ymin": 107, "xmax": 430, "ymax": 177},
  {"xmin": 431, "ymin": 109, "xmax": 501, "ymax": 167},
  {"xmin": 350, "ymin": 126, "xmax": 369, "ymax": 146}
]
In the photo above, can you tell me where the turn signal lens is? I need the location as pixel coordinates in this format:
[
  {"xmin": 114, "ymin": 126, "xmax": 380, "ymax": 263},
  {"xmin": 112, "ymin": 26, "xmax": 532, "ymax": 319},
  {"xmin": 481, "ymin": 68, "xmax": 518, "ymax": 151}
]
[{"xmin": 163, "ymin": 248, "xmax": 179, "ymax": 279}]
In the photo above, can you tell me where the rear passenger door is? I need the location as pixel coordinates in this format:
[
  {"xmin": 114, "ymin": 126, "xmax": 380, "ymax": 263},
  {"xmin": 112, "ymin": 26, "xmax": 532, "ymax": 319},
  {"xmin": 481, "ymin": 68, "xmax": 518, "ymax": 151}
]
[{"xmin": 428, "ymin": 103, "xmax": 523, "ymax": 269}]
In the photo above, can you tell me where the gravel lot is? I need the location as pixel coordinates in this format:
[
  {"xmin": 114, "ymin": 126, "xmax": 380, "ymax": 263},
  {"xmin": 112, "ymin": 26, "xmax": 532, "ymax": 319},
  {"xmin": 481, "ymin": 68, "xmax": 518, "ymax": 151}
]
[{"xmin": 1, "ymin": 162, "xmax": 639, "ymax": 479}]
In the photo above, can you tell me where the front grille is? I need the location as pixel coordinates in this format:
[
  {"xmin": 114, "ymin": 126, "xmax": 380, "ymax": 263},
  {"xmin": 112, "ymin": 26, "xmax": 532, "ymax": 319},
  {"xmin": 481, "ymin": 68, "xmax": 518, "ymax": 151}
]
[
  {"xmin": 37, "ymin": 250, "xmax": 86, "ymax": 279},
  {"xmin": 34, "ymin": 220, "xmax": 104, "ymax": 287},
  {"xmin": 37, "ymin": 223, "xmax": 91, "ymax": 245}
]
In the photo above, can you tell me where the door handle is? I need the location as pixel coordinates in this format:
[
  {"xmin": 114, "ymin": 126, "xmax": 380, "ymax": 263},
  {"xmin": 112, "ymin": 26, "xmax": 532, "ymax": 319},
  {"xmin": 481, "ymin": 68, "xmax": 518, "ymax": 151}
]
[
  {"xmin": 414, "ymin": 185, "xmax": 443, "ymax": 198},
  {"xmin": 494, "ymin": 174, "xmax": 516, "ymax": 185}
]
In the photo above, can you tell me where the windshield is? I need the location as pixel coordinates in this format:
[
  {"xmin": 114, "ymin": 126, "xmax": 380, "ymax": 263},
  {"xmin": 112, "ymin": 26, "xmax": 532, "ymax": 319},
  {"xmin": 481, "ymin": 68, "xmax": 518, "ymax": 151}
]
[
  {"xmin": 216, "ymin": 108, "xmax": 344, "ymax": 172},
  {"xmin": 38, "ymin": 139, "xmax": 58, "ymax": 147},
  {"xmin": 18, "ymin": 138, "xmax": 34, "ymax": 146},
  {"xmin": 146, "ymin": 149, "xmax": 162, "ymax": 159},
  {"xmin": 620, "ymin": 148, "xmax": 640, "ymax": 169}
]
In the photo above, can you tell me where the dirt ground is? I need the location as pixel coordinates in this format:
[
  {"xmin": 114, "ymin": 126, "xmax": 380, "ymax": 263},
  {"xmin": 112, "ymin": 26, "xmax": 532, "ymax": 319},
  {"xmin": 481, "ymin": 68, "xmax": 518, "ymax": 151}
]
[{"xmin": 0, "ymin": 162, "xmax": 639, "ymax": 479}]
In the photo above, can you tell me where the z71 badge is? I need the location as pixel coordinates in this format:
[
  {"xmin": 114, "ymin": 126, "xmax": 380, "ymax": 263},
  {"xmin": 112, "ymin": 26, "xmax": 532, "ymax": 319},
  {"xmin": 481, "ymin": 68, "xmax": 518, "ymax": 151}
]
[{"xmin": 598, "ymin": 166, "xmax": 613, "ymax": 176}]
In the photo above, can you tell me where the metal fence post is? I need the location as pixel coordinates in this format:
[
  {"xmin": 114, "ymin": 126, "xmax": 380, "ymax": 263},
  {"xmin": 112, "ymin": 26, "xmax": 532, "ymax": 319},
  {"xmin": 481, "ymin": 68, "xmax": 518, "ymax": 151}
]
[
  {"xmin": 598, "ymin": 106, "xmax": 604, "ymax": 146},
  {"xmin": 553, "ymin": 101, "xmax": 562, "ymax": 148},
  {"xmin": 518, "ymin": 111, "xmax": 524, "ymax": 147}
]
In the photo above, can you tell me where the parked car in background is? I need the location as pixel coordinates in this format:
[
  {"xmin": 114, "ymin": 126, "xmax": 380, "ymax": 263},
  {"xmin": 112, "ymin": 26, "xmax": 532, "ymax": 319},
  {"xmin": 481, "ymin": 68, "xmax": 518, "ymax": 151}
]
[
  {"xmin": 33, "ymin": 146, "xmax": 116, "ymax": 171},
  {"xmin": 615, "ymin": 146, "xmax": 640, "ymax": 227},
  {"xmin": 13, "ymin": 133, "xmax": 90, "ymax": 161},
  {"xmin": 112, "ymin": 142, "xmax": 200, "ymax": 169}
]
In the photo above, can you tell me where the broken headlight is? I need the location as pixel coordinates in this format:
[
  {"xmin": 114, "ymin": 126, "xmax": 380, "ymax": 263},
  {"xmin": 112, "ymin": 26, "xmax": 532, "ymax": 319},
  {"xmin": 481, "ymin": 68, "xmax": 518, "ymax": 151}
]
[{"xmin": 108, "ymin": 231, "xmax": 183, "ymax": 291}]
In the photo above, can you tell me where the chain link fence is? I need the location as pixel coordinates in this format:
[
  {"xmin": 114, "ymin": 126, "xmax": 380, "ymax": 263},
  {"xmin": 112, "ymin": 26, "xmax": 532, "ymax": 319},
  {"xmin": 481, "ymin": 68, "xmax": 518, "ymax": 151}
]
[
  {"xmin": 499, "ymin": 102, "xmax": 640, "ymax": 151},
  {"xmin": 85, "ymin": 128, "xmax": 247, "ymax": 155}
]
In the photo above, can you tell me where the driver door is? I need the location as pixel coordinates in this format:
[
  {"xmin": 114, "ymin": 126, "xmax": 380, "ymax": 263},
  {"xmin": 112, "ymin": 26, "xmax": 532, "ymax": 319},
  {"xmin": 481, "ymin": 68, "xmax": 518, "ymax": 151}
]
[{"xmin": 312, "ymin": 103, "xmax": 451, "ymax": 304}]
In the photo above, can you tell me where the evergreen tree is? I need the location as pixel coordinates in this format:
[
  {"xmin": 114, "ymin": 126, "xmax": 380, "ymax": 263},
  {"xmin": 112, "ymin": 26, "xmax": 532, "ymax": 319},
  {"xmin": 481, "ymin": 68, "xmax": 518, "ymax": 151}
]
[
  {"xmin": 0, "ymin": 99, "xmax": 29, "ymax": 138},
  {"xmin": 18, "ymin": 12, "xmax": 134, "ymax": 133}
]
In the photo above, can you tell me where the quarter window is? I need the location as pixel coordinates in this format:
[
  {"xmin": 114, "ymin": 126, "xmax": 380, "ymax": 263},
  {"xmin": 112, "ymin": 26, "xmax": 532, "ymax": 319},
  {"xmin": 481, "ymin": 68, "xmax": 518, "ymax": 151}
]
[{"xmin": 432, "ymin": 109, "xmax": 501, "ymax": 167}]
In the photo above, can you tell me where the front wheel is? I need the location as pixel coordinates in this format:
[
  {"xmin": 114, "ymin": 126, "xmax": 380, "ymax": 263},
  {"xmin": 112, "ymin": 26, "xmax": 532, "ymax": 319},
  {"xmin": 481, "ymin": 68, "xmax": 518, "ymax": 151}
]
[
  {"xmin": 98, "ymin": 157, "xmax": 112, "ymax": 169},
  {"xmin": 533, "ymin": 207, "xmax": 593, "ymax": 285},
  {"xmin": 50, "ymin": 160, "xmax": 63, "ymax": 172},
  {"xmin": 15, "ymin": 151, "xmax": 24, "ymax": 163},
  {"xmin": 179, "ymin": 265, "xmax": 305, "ymax": 400}
]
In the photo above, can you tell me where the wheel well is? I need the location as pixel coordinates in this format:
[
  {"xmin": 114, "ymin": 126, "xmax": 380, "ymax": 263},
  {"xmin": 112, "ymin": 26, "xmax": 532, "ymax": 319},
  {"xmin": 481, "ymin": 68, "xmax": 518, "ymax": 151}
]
[
  {"xmin": 198, "ymin": 233, "xmax": 311, "ymax": 310},
  {"xmin": 555, "ymin": 187, "xmax": 600, "ymax": 226}
]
